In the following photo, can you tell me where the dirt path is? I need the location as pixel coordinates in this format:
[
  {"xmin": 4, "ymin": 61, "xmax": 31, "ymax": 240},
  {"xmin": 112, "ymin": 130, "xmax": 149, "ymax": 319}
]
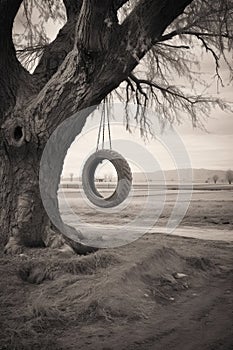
[
  {"xmin": 155, "ymin": 225, "xmax": 233, "ymax": 242},
  {"xmin": 96, "ymin": 275, "xmax": 233, "ymax": 350}
]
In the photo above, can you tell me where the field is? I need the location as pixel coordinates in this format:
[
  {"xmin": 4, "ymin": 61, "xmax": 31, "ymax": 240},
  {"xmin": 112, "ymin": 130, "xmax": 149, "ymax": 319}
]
[
  {"xmin": 0, "ymin": 186, "xmax": 232, "ymax": 350},
  {"xmin": 59, "ymin": 184, "xmax": 233, "ymax": 241}
]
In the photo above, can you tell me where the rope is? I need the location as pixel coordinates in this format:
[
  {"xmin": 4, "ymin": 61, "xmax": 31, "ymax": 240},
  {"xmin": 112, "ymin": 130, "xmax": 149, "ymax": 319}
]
[
  {"xmin": 96, "ymin": 103, "xmax": 112, "ymax": 151},
  {"xmin": 96, "ymin": 110, "xmax": 104, "ymax": 152},
  {"xmin": 107, "ymin": 107, "xmax": 112, "ymax": 150},
  {"xmin": 102, "ymin": 107, "xmax": 105, "ymax": 149}
]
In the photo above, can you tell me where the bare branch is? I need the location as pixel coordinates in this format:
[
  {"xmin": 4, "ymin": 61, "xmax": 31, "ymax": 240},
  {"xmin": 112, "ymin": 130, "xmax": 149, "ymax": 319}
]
[
  {"xmin": 118, "ymin": 70, "xmax": 231, "ymax": 133},
  {"xmin": 182, "ymin": 31, "xmax": 233, "ymax": 39},
  {"xmin": 194, "ymin": 34, "xmax": 223, "ymax": 86},
  {"xmin": 120, "ymin": 0, "xmax": 193, "ymax": 67},
  {"xmin": 158, "ymin": 29, "xmax": 233, "ymax": 45},
  {"xmin": 158, "ymin": 30, "xmax": 180, "ymax": 42},
  {"xmin": 157, "ymin": 42, "xmax": 190, "ymax": 49}
]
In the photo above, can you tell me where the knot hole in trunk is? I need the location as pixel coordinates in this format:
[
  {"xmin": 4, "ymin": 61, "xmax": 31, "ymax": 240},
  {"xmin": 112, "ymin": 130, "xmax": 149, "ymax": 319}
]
[
  {"xmin": 11, "ymin": 125, "xmax": 25, "ymax": 147},
  {"xmin": 2, "ymin": 118, "xmax": 28, "ymax": 147},
  {"xmin": 13, "ymin": 126, "xmax": 23, "ymax": 142},
  {"xmin": 2, "ymin": 119, "xmax": 27, "ymax": 147}
]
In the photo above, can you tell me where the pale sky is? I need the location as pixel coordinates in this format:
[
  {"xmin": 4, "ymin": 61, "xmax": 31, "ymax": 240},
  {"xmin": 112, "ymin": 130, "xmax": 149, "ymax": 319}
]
[{"xmin": 175, "ymin": 55, "xmax": 233, "ymax": 171}]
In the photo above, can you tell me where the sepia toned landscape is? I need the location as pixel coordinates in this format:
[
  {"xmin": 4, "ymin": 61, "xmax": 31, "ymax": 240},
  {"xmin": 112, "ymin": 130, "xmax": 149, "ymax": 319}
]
[{"xmin": 1, "ymin": 1, "xmax": 233, "ymax": 349}]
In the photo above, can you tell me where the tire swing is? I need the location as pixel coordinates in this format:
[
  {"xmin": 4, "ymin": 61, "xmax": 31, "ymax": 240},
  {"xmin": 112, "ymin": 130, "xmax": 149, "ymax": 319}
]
[{"xmin": 82, "ymin": 108, "xmax": 132, "ymax": 208}]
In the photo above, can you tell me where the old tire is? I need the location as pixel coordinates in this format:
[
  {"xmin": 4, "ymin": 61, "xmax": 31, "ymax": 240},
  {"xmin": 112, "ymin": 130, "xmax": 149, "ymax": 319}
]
[{"xmin": 82, "ymin": 149, "xmax": 132, "ymax": 208}]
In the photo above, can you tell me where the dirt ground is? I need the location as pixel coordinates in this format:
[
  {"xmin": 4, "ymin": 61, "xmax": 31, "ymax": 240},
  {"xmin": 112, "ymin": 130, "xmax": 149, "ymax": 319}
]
[{"xmin": 0, "ymin": 190, "xmax": 233, "ymax": 350}]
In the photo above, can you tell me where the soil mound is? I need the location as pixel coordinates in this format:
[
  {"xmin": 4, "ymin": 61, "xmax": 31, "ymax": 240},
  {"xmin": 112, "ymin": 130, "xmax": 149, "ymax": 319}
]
[{"xmin": 1, "ymin": 235, "xmax": 230, "ymax": 350}]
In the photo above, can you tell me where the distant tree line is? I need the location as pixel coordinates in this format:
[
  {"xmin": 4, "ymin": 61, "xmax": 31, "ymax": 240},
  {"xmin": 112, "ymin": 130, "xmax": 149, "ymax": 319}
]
[
  {"xmin": 206, "ymin": 170, "xmax": 233, "ymax": 184},
  {"xmin": 226, "ymin": 169, "xmax": 233, "ymax": 185}
]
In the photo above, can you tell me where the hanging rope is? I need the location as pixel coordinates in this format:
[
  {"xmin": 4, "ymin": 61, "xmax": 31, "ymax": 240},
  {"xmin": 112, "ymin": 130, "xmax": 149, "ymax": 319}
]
[
  {"xmin": 96, "ymin": 103, "xmax": 112, "ymax": 151},
  {"xmin": 102, "ymin": 107, "xmax": 105, "ymax": 149},
  {"xmin": 107, "ymin": 106, "xmax": 112, "ymax": 150},
  {"xmin": 96, "ymin": 110, "xmax": 104, "ymax": 151}
]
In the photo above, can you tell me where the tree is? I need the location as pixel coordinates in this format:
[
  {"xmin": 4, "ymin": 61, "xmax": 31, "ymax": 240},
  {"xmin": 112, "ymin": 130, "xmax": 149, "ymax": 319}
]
[
  {"xmin": 104, "ymin": 173, "xmax": 113, "ymax": 182},
  {"xmin": 213, "ymin": 175, "xmax": 219, "ymax": 184},
  {"xmin": 1, "ymin": 0, "xmax": 233, "ymax": 254},
  {"xmin": 226, "ymin": 169, "xmax": 233, "ymax": 185}
]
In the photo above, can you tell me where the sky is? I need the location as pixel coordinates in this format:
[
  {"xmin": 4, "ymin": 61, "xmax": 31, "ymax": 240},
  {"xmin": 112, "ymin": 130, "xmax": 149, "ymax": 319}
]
[
  {"xmin": 175, "ymin": 56, "xmax": 233, "ymax": 171},
  {"xmin": 13, "ymin": 4, "xmax": 233, "ymax": 175}
]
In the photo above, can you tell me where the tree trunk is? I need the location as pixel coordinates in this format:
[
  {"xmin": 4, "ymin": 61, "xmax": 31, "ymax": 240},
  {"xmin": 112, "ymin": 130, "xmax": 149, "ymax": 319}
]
[
  {"xmin": 0, "ymin": 112, "xmax": 97, "ymax": 254},
  {"xmin": 0, "ymin": 137, "xmax": 48, "ymax": 251}
]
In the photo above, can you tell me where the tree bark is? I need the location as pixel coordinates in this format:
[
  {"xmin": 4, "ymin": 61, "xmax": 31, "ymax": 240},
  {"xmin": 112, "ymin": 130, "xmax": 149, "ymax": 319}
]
[
  {"xmin": 0, "ymin": 114, "xmax": 96, "ymax": 254},
  {"xmin": 0, "ymin": 136, "xmax": 47, "ymax": 251}
]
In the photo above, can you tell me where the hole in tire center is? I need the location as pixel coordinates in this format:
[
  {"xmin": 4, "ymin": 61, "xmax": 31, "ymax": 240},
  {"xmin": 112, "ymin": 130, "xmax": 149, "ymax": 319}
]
[
  {"xmin": 13, "ymin": 126, "xmax": 23, "ymax": 142},
  {"xmin": 94, "ymin": 160, "xmax": 117, "ymax": 198}
]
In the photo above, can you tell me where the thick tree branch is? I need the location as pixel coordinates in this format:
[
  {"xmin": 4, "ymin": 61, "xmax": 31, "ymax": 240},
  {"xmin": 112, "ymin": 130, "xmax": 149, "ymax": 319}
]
[
  {"xmin": 76, "ymin": 0, "xmax": 118, "ymax": 52},
  {"xmin": 181, "ymin": 31, "xmax": 233, "ymax": 39},
  {"xmin": 158, "ymin": 29, "xmax": 181, "ymax": 42},
  {"xmin": 0, "ymin": 0, "xmax": 30, "ymax": 119},
  {"xmin": 32, "ymin": 21, "xmax": 75, "ymax": 87},
  {"xmin": 0, "ymin": 0, "xmax": 22, "ymax": 45},
  {"xmin": 63, "ymin": 0, "xmax": 82, "ymax": 19},
  {"xmin": 120, "ymin": 0, "xmax": 193, "ymax": 68},
  {"xmin": 33, "ymin": 0, "xmax": 122, "ymax": 88},
  {"xmin": 159, "ymin": 29, "xmax": 233, "ymax": 43},
  {"xmin": 32, "ymin": 1, "xmax": 83, "ymax": 89}
]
